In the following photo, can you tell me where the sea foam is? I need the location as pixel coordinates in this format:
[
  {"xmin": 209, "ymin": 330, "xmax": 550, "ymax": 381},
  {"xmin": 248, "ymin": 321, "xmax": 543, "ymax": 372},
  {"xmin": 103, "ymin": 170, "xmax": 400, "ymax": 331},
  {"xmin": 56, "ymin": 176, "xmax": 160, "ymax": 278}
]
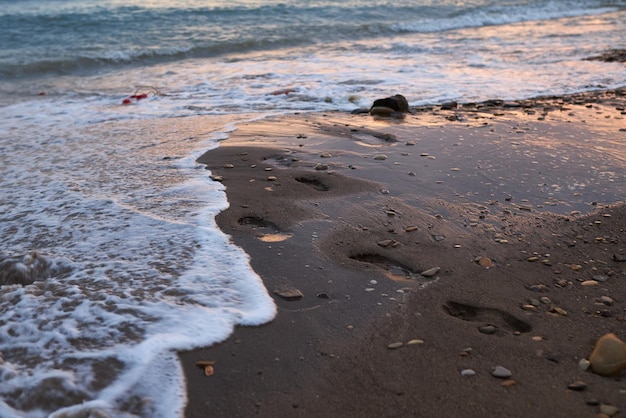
[{"xmin": 0, "ymin": 100, "xmax": 276, "ymax": 417}]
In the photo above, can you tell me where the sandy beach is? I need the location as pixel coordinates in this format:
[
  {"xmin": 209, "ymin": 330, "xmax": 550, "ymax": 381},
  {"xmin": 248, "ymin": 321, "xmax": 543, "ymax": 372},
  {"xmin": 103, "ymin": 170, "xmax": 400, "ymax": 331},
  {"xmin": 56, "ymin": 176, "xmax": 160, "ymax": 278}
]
[{"xmin": 181, "ymin": 88, "xmax": 626, "ymax": 417}]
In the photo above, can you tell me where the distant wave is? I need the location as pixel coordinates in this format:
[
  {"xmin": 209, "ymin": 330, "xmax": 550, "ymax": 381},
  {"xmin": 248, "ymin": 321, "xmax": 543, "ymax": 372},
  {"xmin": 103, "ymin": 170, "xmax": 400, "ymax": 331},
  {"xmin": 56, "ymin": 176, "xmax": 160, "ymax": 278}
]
[
  {"xmin": 0, "ymin": 0, "xmax": 622, "ymax": 79},
  {"xmin": 392, "ymin": 1, "xmax": 621, "ymax": 33}
]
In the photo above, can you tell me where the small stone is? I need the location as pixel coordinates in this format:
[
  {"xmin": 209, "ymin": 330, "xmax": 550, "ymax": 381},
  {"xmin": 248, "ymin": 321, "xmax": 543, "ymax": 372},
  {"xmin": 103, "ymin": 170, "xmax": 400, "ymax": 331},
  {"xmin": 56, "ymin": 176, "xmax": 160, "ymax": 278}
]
[
  {"xmin": 420, "ymin": 267, "xmax": 440, "ymax": 277},
  {"xmin": 374, "ymin": 154, "xmax": 388, "ymax": 161},
  {"xmin": 273, "ymin": 287, "xmax": 304, "ymax": 301},
  {"xmin": 528, "ymin": 284, "xmax": 548, "ymax": 292},
  {"xmin": 461, "ymin": 369, "xmax": 476, "ymax": 377},
  {"xmin": 567, "ymin": 381, "xmax": 587, "ymax": 391},
  {"xmin": 600, "ymin": 296, "xmax": 614, "ymax": 306},
  {"xmin": 527, "ymin": 256, "xmax": 539, "ymax": 262},
  {"xmin": 540, "ymin": 296, "xmax": 552, "ymax": 304},
  {"xmin": 521, "ymin": 304, "xmax": 538, "ymax": 311},
  {"xmin": 500, "ymin": 379, "xmax": 517, "ymax": 387},
  {"xmin": 532, "ymin": 336, "xmax": 544, "ymax": 342},
  {"xmin": 491, "ymin": 366, "xmax": 512, "ymax": 378},
  {"xmin": 406, "ymin": 339, "xmax": 424, "ymax": 345},
  {"xmin": 388, "ymin": 342, "xmax": 403, "ymax": 349},
  {"xmin": 405, "ymin": 226, "xmax": 418, "ymax": 232},
  {"xmin": 555, "ymin": 279, "xmax": 571, "ymax": 288},
  {"xmin": 589, "ymin": 333, "xmax": 626, "ymax": 376},
  {"xmin": 581, "ymin": 280, "xmax": 599, "ymax": 286},
  {"xmin": 579, "ymin": 358, "xmax": 591, "ymax": 371},
  {"xmin": 223, "ymin": 163, "xmax": 235, "ymax": 168},
  {"xmin": 320, "ymin": 152, "xmax": 332, "ymax": 158},
  {"xmin": 377, "ymin": 239, "xmax": 395, "ymax": 248},
  {"xmin": 550, "ymin": 306, "xmax": 568, "ymax": 316},
  {"xmin": 195, "ymin": 360, "xmax": 215, "ymax": 369},
  {"xmin": 267, "ymin": 176, "xmax": 278, "ymax": 181},
  {"xmin": 593, "ymin": 275, "xmax": 609, "ymax": 283},
  {"xmin": 315, "ymin": 163, "xmax": 329, "ymax": 171},
  {"xmin": 478, "ymin": 257, "xmax": 493, "ymax": 268},
  {"xmin": 600, "ymin": 405, "xmax": 619, "ymax": 417},
  {"xmin": 479, "ymin": 325, "xmax": 497, "ymax": 335}
]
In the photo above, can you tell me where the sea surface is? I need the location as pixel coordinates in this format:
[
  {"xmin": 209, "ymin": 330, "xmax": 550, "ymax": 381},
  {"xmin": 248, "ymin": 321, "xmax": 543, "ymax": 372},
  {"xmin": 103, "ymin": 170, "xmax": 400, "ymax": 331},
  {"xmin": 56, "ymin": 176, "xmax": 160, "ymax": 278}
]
[{"xmin": 1, "ymin": 0, "xmax": 625, "ymax": 416}]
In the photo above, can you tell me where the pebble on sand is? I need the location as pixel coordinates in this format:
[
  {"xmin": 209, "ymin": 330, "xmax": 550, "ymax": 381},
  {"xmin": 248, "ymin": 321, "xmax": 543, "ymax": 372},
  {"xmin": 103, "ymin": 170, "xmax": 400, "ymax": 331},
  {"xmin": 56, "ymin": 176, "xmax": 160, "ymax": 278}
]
[
  {"xmin": 388, "ymin": 342, "xmax": 404, "ymax": 349},
  {"xmin": 420, "ymin": 267, "xmax": 440, "ymax": 277},
  {"xmin": 589, "ymin": 333, "xmax": 626, "ymax": 376},
  {"xmin": 273, "ymin": 287, "xmax": 304, "ymax": 301},
  {"xmin": 579, "ymin": 359, "xmax": 591, "ymax": 371},
  {"xmin": 567, "ymin": 381, "xmax": 587, "ymax": 391},
  {"xmin": 479, "ymin": 325, "xmax": 497, "ymax": 334},
  {"xmin": 461, "ymin": 369, "xmax": 476, "ymax": 377},
  {"xmin": 476, "ymin": 256, "xmax": 493, "ymax": 268},
  {"xmin": 491, "ymin": 366, "xmax": 512, "ymax": 378},
  {"xmin": 600, "ymin": 404, "xmax": 620, "ymax": 417}
]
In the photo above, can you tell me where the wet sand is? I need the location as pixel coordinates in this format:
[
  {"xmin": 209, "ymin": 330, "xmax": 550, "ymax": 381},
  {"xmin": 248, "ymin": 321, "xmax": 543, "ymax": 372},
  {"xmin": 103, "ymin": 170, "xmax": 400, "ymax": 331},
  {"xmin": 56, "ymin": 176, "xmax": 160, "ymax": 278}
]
[{"xmin": 182, "ymin": 89, "xmax": 626, "ymax": 417}]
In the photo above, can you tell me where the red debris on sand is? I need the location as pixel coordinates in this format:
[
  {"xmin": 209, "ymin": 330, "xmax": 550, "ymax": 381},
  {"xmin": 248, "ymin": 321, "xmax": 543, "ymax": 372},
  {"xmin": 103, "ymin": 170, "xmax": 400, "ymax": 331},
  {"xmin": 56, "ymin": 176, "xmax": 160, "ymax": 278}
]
[
  {"xmin": 38, "ymin": 92, "xmax": 46, "ymax": 96},
  {"xmin": 122, "ymin": 98, "xmax": 132, "ymax": 105}
]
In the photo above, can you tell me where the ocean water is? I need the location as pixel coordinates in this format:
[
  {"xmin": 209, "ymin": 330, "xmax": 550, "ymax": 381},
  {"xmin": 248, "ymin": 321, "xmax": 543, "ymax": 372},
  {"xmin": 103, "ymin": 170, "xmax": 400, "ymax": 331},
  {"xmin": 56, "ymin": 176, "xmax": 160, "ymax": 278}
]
[{"xmin": 0, "ymin": 0, "xmax": 625, "ymax": 416}]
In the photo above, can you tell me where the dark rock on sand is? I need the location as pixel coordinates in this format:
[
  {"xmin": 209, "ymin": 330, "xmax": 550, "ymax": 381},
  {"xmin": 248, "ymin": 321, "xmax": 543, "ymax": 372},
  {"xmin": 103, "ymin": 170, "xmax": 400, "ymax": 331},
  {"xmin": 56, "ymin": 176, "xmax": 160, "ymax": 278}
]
[
  {"xmin": 370, "ymin": 94, "xmax": 409, "ymax": 114},
  {"xmin": 440, "ymin": 101, "xmax": 458, "ymax": 110}
]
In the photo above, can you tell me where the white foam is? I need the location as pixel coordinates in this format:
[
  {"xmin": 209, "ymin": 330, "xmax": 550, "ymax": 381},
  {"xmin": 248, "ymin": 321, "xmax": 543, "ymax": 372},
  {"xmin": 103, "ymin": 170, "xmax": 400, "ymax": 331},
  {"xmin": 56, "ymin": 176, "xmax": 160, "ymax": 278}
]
[{"xmin": 0, "ymin": 101, "xmax": 275, "ymax": 416}]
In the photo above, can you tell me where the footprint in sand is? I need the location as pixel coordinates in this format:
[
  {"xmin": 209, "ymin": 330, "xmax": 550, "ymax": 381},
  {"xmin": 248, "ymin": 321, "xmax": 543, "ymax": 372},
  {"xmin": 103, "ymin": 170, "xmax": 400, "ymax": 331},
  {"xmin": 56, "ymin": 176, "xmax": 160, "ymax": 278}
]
[
  {"xmin": 443, "ymin": 300, "xmax": 532, "ymax": 334},
  {"xmin": 237, "ymin": 216, "xmax": 292, "ymax": 242},
  {"xmin": 295, "ymin": 175, "xmax": 330, "ymax": 191},
  {"xmin": 349, "ymin": 253, "xmax": 425, "ymax": 282}
]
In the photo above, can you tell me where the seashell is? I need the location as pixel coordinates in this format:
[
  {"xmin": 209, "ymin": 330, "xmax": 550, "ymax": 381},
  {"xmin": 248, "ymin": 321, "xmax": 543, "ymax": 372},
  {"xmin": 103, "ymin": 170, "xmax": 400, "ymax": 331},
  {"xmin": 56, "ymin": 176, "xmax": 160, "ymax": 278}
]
[
  {"xmin": 204, "ymin": 365, "xmax": 214, "ymax": 377},
  {"xmin": 589, "ymin": 333, "xmax": 626, "ymax": 376}
]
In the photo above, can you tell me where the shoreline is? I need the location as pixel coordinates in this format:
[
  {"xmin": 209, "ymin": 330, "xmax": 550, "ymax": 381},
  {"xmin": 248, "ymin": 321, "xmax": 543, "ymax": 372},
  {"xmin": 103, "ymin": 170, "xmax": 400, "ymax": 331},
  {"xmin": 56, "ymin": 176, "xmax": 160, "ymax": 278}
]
[{"xmin": 182, "ymin": 88, "xmax": 626, "ymax": 417}]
